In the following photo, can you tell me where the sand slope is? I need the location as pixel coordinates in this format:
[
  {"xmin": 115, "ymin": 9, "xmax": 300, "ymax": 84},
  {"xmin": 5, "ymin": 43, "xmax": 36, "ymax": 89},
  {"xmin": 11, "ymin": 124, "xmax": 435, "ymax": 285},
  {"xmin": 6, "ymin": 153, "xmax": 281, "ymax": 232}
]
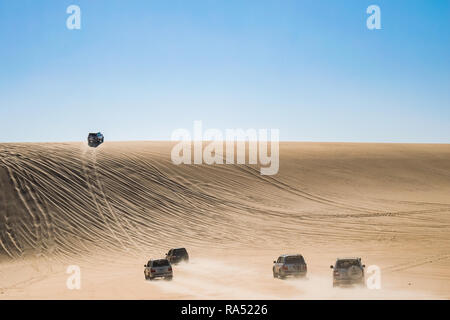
[{"xmin": 0, "ymin": 142, "xmax": 449, "ymax": 299}]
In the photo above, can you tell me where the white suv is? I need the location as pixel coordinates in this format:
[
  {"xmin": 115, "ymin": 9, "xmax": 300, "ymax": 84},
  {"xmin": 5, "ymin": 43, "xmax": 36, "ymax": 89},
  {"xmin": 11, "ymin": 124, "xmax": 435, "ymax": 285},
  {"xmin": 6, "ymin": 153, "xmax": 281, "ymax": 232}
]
[
  {"xmin": 144, "ymin": 259, "xmax": 173, "ymax": 281},
  {"xmin": 273, "ymin": 254, "xmax": 307, "ymax": 279}
]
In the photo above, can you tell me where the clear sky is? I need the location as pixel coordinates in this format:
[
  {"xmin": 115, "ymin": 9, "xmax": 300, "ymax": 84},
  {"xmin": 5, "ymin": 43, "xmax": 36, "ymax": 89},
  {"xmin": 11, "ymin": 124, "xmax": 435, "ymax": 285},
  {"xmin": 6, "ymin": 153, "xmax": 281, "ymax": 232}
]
[{"xmin": 0, "ymin": 0, "xmax": 449, "ymax": 143}]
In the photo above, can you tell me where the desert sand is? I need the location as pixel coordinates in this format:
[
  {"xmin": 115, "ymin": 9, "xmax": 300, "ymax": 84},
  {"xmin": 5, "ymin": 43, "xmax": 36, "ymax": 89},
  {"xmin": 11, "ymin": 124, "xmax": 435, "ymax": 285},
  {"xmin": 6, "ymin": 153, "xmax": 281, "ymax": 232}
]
[{"xmin": 0, "ymin": 141, "xmax": 449, "ymax": 299}]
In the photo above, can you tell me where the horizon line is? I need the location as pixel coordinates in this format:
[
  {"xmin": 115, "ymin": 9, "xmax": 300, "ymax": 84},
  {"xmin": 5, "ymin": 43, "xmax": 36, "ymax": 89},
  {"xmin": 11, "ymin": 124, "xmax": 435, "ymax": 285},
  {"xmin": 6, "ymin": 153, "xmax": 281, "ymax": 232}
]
[{"xmin": 0, "ymin": 140, "xmax": 449, "ymax": 145}]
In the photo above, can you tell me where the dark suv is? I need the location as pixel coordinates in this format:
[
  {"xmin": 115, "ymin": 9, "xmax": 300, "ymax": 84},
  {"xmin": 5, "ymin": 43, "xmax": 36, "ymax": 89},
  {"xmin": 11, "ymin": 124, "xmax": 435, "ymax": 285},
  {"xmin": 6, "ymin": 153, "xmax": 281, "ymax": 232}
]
[
  {"xmin": 165, "ymin": 248, "xmax": 189, "ymax": 264},
  {"xmin": 330, "ymin": 257, "xmax": 365, "ymax": 287},
  {"xmin": 88, "ymin": 132, "xmax": 104, "ymax": 148}
]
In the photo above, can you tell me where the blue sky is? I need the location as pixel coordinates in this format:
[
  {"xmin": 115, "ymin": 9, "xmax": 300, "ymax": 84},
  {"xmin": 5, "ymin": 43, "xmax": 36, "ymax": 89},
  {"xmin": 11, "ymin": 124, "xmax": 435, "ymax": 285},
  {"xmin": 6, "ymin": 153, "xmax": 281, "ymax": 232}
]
[{"xmin": 0, "ymin": 0, "xmax": 449, "ymax": 142}]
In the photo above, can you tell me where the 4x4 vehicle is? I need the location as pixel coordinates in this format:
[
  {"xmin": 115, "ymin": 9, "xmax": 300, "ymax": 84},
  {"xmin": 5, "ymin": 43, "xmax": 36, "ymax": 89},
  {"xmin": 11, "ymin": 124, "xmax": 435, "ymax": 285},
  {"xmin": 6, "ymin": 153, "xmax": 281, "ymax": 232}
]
[
  {"xmin": 330, "ymin": 257, "xmax": 365, "ymax": 287},
  {"xmin": 144, "ymin": 259, "xmax": 173, "ymax": 281},
  {"xmin": 273, "ymin": 254, "xmax": 307, "ymax": 279},
  {"xmin": 165, "ymin": 248, "xmax": 189, "ymax": 264},
  {"xmin": 88, "ymin": 132, "xmax": 104, "ymax": 147}
]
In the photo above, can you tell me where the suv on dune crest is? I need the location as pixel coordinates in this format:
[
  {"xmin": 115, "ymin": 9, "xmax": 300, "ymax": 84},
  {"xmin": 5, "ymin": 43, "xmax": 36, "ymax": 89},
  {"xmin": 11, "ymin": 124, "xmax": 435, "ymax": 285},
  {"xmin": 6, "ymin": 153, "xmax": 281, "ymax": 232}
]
[
  {"xmin": 166, "ymin": 248, "xmax": 189, "ymax": 264},
  {"xmin": 330, "ymin": 257, "xmax": 365, "ymax": 287},
  {"xmin": 273, "ymin": 254, "xmax": 307, "ymax": 279},
  {"xmin": 88, "ymin": 132, "xmax": 104, "ymax": 148},
  {"xmin": 144, "ymin": 259, "xmax": 173, "ymax": 281}
]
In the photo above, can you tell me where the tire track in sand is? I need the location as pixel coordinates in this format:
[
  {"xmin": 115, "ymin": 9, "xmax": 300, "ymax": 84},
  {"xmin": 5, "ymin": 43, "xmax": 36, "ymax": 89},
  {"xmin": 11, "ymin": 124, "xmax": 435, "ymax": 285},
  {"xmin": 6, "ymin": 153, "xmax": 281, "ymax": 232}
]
[
  {"xmin": 90, "ymin": 150, "xmax": 142, "ymax": 254},
  {"xmin": 81, "ymin": 147, "xmax": 128, "ymax": 251}
]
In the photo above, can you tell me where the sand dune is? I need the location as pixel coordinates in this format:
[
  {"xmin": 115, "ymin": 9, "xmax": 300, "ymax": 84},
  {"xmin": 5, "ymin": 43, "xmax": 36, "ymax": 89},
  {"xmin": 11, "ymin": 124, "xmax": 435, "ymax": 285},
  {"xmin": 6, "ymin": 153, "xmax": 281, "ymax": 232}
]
[{"xmin": 0, "ymin": 141, "xmax": 449, "ymax": 299}]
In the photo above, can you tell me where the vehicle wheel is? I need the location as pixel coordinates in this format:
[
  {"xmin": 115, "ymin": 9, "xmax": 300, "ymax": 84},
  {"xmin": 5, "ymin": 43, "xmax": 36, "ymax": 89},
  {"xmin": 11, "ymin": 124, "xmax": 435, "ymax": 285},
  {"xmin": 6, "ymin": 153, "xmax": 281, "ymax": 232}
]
[
  {"xmin": 273, "ymin": 270, "xmax": 277, "ymax": 278},
  {"xmin": 348, "ymin": 266, "xmax": 363, "ymax": 280},
  {"xmin": 333, "ymin": 282, "xmax": 337, "ymax": 287},
  {"xmin": 145, "ymin": 274, "xmax": 149, "ymax": 280},
  {"xmin": 165, "ymin": 276, "xmax": 173, "ymax": 281}
]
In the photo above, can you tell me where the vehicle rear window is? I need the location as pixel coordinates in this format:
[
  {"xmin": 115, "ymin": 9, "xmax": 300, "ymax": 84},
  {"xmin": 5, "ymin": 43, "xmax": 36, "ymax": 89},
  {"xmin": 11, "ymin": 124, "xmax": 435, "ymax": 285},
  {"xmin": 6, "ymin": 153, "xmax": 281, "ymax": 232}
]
[
  {"xmin": 153, "ymin": 260, "xmax": 169, "ymax": 267},
  {"xmin": 336, "ymin": 260, "xmax": 360, "ymax": 268},
  {"xmin": 173, "ymin": 248, "xmax": 187, "ymax": 255},
  {"xmin": 285, "ymin": 256, "xmax": 305, "ymax": 264}
]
